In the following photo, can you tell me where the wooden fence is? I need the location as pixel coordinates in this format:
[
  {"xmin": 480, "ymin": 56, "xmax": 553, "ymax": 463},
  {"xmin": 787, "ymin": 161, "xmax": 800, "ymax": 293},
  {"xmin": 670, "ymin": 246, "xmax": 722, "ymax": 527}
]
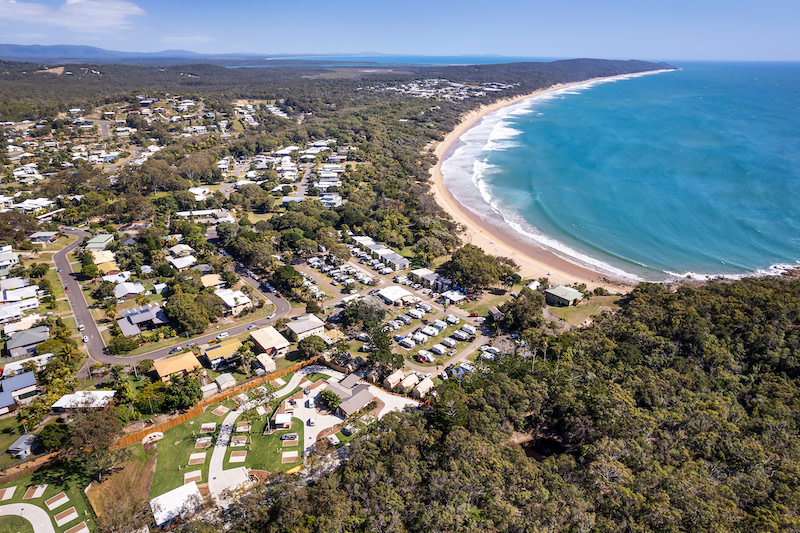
[{"xmin": 111, "ymin": 356, "xmax": 320, "ymax": 449}]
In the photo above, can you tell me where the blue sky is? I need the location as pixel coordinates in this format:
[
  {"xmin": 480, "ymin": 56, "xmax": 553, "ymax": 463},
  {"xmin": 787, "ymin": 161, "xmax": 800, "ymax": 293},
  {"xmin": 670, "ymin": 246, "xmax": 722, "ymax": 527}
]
[{"xmin": 0, "ymin": 0, "xmax": 797, "ymax": 61}]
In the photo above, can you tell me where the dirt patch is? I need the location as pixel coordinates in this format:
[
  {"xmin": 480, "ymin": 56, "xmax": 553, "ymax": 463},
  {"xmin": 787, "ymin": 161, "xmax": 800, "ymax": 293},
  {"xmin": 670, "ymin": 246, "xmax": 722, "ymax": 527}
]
[
  {"xmin": 315, "ymin": 425, "xmax": 341, "ymax": 440},
  {"xmin": 86, "ymin": 450, "xmax": 157, "ymax": 521},
  {"xmin": 249, "ymin": 470, "xmax": 271, "ymax": 484},
  {"xmin": 368, "ymin": 397, "xmax": 386, "ymax": 418},
  {"xmin": 282, "ymin": 439, "xmax": 298, "ymax": 447},
  {"xmin": 510, "ymin": 431, "xmax": 534, "ymax": 444},
  {"xmin": 37, "ymin": 66, "xmax": 64, "ymax": 75}
]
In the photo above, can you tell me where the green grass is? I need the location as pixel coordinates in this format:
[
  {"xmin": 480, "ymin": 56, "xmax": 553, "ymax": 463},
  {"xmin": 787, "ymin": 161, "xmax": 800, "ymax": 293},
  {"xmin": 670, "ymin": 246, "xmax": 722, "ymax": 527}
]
[
  {"xmin": 0, "ymin": 456, "xmax": 99, "ymax": 533},
  {"xmin": 304, "ymin": 372, "xmax": 330, "ymax": 383},
  {"xmin": 233, "ymin": 417, "xmax": 304, "ymax": 472},
  {"xmin": 547, "ymin": 295, "xmax": 623, "ymax": 326},
  {"xmin": 0, "ymin": 515, "xmax": 35, "ymax": 533},
  {"xmin": 0, "ymin": 416, "xmax": 24, "ymax": 470}
]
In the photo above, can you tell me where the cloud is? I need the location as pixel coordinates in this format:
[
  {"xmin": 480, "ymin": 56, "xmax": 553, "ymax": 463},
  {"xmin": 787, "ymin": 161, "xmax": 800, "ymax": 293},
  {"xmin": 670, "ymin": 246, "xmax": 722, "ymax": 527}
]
[{"xmin": 0, "ymin": 0, "xmax": 144, "ymax": 32}]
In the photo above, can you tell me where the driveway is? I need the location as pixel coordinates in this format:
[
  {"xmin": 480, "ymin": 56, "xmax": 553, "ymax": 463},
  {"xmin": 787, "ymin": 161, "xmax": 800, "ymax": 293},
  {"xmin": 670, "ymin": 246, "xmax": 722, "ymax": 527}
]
[{"xmin": 0, "ymin": 504, "xmax": 56, "ymax": 533}]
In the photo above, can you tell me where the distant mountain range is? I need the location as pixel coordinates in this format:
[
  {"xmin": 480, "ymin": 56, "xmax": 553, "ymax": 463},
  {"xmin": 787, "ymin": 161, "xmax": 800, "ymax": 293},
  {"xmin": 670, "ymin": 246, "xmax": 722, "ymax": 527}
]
[{"xmin": 0, "ymin": 44, "xmax": 266, "ymax": 63}]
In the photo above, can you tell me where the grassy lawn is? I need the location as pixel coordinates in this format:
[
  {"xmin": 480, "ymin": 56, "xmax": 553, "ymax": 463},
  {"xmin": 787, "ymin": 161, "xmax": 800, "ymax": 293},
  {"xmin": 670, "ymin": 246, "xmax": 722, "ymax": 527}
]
[
  {"xmin": 0, "ymin": 416, "xmax": 24, "ymax": 470},
  {"xmin": 304, "ymin": 372, "xmax": 330, "ymax": 383},
  {"xmin": 85, "ymin": 444, "xmax": 153, "ymax": 526},
  {"xmin": 232, "ymin": 417, "xmax": 304, "ymax": 472},
  {"xmin": 276, "ymin": 351, "xmax": 306, "ymax": 372},
  {"xmin": 547, "ymin": 295, "xmax": 623, "ymax": 326},
  {"xmin": 207, "ymin": 367, "xmax": 250, "ymax": 384},
  {"xmin": 43, "ymin": 268, "xmax": 67, "ymax": 300},
  {"xmin": 455, "ymin": 285, "xmax": 524, "ymax": 317},
  {"xmin": 0, "ymin": 456, "xmax": 99, "ymax": 533},
  {"xmin": 0, "ymin": 515, "xmax": 35, "ymax": 533}
]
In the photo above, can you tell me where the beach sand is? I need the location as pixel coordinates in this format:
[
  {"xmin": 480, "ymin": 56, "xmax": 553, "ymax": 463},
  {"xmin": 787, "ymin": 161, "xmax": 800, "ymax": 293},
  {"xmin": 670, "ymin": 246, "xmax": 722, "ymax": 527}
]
[{"xmin": 429, "ymin": 71, "xmax": 672, "ymax": 293}]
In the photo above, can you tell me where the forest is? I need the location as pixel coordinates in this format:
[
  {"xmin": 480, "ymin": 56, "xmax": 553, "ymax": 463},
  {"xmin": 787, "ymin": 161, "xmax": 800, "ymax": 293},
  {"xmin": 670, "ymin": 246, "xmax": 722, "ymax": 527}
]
[{"xmin": 182, "ymin": 277, "xmax": 800, "ymax": 532}]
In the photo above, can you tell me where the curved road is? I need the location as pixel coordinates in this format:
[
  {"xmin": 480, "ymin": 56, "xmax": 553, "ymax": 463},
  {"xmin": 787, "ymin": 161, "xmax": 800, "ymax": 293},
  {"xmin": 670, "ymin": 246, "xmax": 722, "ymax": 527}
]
[
  {"xmin": 0, "ymin": 504, "xmax": 56, "ymax": 533},
  {"xmin": 54, "ymin": 229, "xmax": 291, "ymax": 367}
]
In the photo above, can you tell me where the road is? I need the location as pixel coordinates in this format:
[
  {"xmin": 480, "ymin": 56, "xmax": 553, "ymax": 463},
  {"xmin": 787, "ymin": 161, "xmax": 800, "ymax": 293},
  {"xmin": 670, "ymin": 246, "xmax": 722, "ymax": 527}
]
[
  {"xmin": 0, "ymin": 504, "xmax": 56, "ymax": 533},
  {"xmin": 54, "ymin": 229, "xmax": 292, "ymax": 367}
]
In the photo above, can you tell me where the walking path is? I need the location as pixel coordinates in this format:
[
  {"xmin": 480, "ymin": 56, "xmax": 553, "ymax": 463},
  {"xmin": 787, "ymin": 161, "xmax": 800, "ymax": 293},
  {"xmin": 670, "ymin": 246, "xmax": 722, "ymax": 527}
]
[{"xmin": 0, "ymin": 503, "xmax": 56, "ymax": 533}]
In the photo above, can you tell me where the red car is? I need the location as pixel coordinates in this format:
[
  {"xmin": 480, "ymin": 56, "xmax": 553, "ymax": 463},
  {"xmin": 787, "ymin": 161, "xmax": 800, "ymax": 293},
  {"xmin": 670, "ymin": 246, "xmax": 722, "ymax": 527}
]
[{"xmin": 469, "ymin": 312, "xmax": 478, "ymax": 317}]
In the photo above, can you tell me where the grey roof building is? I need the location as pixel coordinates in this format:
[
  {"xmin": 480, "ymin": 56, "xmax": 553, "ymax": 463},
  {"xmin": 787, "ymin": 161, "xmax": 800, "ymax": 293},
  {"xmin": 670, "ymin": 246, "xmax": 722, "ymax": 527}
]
[
  {"xmin": 117, "ymin": 304, "xmax": 168, "ymax": 336},
  {"xmin": 6, "ymin": 325, "xmax": 49, "ymax": 358}
]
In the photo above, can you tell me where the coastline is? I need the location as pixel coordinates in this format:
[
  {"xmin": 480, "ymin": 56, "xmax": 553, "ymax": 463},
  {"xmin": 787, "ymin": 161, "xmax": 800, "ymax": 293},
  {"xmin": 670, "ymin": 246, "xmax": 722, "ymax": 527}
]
[{"xmin": 429, "ymin": 70, "xmax": 674, "ymax": 293}]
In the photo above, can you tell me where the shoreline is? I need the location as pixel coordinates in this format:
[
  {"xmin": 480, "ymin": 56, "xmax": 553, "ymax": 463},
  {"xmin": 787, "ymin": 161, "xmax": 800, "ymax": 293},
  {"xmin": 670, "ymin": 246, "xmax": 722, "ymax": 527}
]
[{"xmin": 429, "ymin": 70, "xmax": 674, "ymax": 294}]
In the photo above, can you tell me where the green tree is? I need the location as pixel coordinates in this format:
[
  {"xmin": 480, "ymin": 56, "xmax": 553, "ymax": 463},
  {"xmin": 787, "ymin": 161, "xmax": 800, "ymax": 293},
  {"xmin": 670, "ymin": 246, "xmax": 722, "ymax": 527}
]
[
  {"xmin": 37, "ymin": 422, "xmax": 70, "ymax": 452},
  {"xmin": 319, "ymin": 389, "xmax": 341, "ymax": 410},
  {"xmin": 68, "ymin": 408, "xmax": 124, "ymax": 482},
  {"xmin": 297, "ymin": 335, "xmax": 327, "ymax": 359},
  {"xmin": 165, "ymin": 293, "xmax": 212, "ymax": 333}
]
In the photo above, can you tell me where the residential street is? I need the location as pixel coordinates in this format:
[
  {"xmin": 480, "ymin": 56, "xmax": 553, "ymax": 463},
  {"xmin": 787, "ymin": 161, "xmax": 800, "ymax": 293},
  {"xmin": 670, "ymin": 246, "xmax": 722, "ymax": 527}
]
[{"xmin": 0, "ymin": 504, "xmax": 56, "ymax": 533}]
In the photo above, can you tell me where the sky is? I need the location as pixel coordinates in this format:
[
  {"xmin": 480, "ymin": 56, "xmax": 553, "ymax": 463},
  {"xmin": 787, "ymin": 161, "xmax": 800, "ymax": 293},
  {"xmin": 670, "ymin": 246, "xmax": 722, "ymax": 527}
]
[{"xmin": 0, "ymin": 0, "xmax": 798, "ymax": 61}]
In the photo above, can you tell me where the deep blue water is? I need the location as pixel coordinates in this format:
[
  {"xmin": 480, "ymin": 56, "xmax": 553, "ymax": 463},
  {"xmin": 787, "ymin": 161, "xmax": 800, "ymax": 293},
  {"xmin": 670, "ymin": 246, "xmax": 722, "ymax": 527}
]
[{"xmin": 441, "ymin": 62, "xmax": 800, "ymax": 281}]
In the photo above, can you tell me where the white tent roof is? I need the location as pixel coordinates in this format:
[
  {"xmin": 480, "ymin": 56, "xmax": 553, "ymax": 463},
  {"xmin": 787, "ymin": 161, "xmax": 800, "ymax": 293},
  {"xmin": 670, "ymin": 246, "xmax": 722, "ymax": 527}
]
[{"xmin": 150, "ymin": 481, "xmax": 203, "ymax": 526}]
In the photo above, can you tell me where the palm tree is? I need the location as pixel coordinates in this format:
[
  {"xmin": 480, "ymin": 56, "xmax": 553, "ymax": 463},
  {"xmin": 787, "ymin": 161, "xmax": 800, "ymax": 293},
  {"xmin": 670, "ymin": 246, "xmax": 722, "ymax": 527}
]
[{"xmin": 136, "ymin": 294, "xmax": 149, "ymax": 306}]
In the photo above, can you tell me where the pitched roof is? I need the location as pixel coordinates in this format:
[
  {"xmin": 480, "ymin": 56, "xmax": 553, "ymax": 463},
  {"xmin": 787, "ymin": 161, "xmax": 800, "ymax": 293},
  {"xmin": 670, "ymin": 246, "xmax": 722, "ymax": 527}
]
[
  {"xmin": 339, "ymin": 388, "xmax": 374, "ymax": 417},
  {"xmin": 153, "ymin": 352, "xmax": 201, "ymax": 378},
  {"xmin": 6, "ymin": 325, "xmax": 49, "ymax": 350},
  {"xmin": 51, "ymin": 390, "xmax": 116, "ymax": 409},
  {"xmin": 287, "ymin": 314, "xmax": 324, "ymax": 335},
  {"xmin": 544, "ymin": 285, "xmax": 584, "ymax": 302},
  {"xmin": 250, "ymin": 326, "xmax": 290, "ymax": 351},
  {"xmin": 1, "ymin": 371, "xmax": 36, "ymax": 393}
]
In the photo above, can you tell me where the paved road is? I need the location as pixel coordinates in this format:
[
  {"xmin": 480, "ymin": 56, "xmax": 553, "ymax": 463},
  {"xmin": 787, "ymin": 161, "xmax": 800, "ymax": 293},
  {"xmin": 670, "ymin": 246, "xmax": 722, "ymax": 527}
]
[
  {"xmin": 54, "ymin": 229, "xmax": 292, "ymax": 366},
  {"xmin": 0, "ymin": 504, "xmax": 56, "ymax": 533}
]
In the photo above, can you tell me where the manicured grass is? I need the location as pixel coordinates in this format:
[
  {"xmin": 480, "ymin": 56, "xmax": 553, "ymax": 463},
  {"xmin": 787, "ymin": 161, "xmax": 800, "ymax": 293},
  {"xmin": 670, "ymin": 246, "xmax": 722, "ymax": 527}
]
[
  {"xmin": 232, "ymin": 417, "xmax": 304, "ymax": 472},
  {"xmin": 304, "ymin": 372, "xmax": 330, "ymax": 383},
  {"xmin": 547, "ymin": 295, "xmax": 623, "ymax": 326},
  {"xmin": 0, "ymin": 416, "xmax": 24, "ymax": 470},
  {"xmin": 0, "ymin": 515, "xmax": 35, "ymax": 533},
  {"xmin": 0, "ymin": 456, "xmax": 99, "ymax": 533}
]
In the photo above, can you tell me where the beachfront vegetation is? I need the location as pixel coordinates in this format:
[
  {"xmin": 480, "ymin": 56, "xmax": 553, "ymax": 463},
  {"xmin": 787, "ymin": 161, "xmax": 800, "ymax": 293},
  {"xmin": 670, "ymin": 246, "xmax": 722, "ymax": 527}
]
[{"xmin": 189, "ymin": 276, "xmax": 800, "ymax": 531}]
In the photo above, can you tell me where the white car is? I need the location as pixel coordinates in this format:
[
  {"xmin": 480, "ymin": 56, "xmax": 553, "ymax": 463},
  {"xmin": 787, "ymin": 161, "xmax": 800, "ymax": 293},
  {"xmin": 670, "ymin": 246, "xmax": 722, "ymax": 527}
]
[{"xmin": 82, "ymin": 336, "xmax": 89, "ymax": 343}]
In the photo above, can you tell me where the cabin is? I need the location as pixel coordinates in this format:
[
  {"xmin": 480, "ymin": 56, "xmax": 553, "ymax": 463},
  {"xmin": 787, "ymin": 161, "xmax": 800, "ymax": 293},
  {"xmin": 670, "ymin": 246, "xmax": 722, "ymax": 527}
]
[{"xmin": 544, "ymin": 286, "xmax": 584, "ymax": 307}]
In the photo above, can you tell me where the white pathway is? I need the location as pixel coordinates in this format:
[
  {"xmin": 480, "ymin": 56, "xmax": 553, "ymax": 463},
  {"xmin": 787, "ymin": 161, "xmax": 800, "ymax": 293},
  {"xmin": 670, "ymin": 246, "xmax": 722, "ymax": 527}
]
[{"xmin": 0, "ymin": 503, "xmax": 56, "ymax": 533}]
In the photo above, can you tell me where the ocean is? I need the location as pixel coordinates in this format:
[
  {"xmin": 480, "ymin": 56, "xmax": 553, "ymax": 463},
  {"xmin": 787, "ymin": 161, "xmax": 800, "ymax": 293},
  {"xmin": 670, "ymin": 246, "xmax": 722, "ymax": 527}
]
[{"xmin": 441, "ymin": 62, "xmax": 800, "ymax": 282}]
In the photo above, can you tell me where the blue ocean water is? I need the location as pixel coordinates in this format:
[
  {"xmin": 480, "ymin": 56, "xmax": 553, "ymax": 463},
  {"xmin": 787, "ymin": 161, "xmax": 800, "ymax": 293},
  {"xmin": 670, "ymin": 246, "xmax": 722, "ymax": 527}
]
[{"xmin": 441, "ymin": 62, "xmax": 800, "ymax": 282}]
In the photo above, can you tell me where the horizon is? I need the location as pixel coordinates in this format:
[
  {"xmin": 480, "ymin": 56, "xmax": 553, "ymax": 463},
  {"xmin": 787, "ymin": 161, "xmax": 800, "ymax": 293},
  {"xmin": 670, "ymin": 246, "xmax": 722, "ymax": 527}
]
[{"xmin": 0, "ymin": 0, "xmax": 797, "ymax": 62}]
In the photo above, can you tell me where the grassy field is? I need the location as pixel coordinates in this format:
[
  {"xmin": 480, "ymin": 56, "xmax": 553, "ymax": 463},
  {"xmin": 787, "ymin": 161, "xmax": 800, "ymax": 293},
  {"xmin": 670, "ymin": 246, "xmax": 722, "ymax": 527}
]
[
  {"xmin": 0, "ymin": 416, "xmax": 24, "ymax": 470},
  {"xmin": 547, "ymin": 295, "xmax": 624, "ymax": 326},
  {"xmin": 85, "ymin": 444, "xmax": 153, "ymax": 526},
  {"xmin": 231, "ymin": 417, "xmax": 305, "ymax": 472}
]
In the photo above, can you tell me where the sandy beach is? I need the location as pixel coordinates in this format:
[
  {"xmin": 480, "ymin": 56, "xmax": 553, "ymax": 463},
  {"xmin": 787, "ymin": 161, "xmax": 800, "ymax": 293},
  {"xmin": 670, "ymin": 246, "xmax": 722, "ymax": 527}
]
[{"xmin": 429, "ymin": 70, "xmax": 673, "ymax": 293}]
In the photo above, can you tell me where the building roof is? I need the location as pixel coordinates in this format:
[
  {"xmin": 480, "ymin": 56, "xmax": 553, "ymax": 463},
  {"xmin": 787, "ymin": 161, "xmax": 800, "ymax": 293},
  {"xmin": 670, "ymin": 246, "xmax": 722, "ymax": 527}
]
[
  {"xmin": 169, "ymin": 244, "xmax": 194, "ymax": 256},
  {"xmin": 413, "ymin": 377, "xmax": 435, "ymax": 396},
  {"xmin": 339, "ymin": 373, "xmax": 361, "ymax": 389},
  {"xmin": 274, "ymin": 413, "xmax": 292, "ymax": 425},
  {"xmin": 339, "ymin": 389, "xmax": 374, "ymax": 417},
  {"xmin": 215, "ymin": 373, "xmax": 235, "ymax": 386},
  {"xmin": 168, "ymin": 255, "xmax": 197, "ymax": 270},
  {"xmin": 214, "ymin": 288, "xmax": 251, "ymax": 309},
  {"xmin": 384, "ymin": 369, "xmax": 404, "ymax": 386},
  {"xmin": 250, "ymin": 326, "xmax": 290, "ymax": 351},
  {"xmin": 51, "ymin": 390, "xmax": 116, "ymax": 409},
  {"xmin": 203, "ymin": 339, "xmax": 242, "ymax": 362},
  {"xmin": 114, "ymin": 281, "xmax": 145, "ymax": 299},
  {"xmin": 6, "ymin": 325, "xmax": 49, "ymax": 350},
  {"xmin": 377, "ymin": 285, "xmax": 412, "ymax": 303},
  {"xmin": 85, "ymin": 234, "xmax": 113, "ymax": 248},
  {"xmin": 153, "ymin": 352, "xmax": 201, "ymax": 379},
  {"xmin": 544, "ymin": 285, "xmax": 584, "ymax": 302},
  {"xmin": 8, "ymin": 434, "xmax": 35, "ymax": 453},
  {"xmin": 287, "ymin": 314, "xmax": 324, "ymax": 336},
  {"xmin": 3, "ymin": 354, "xmax": 53, "ymax": 376},
  {"xmin": 91, "ymin": 250, "xmax": 115, "ymax": 264},
  {"xmin": 150, "ymin": 481, "xmax": 203, "ymax": 526},
  {"xmin": 1, "ymin": 371, "xmax": 36, "ymax": 393}
]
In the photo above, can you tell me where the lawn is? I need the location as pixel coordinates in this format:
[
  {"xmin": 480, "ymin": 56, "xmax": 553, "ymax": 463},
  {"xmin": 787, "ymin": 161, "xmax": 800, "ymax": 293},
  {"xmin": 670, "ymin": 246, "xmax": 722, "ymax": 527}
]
[
  {"xmin": 231, "ymin": 417, "xmax": 304, "ymax": 472},
  {"xmin": 547, "ymin": 295, "xmax": 624, "ymax": 326},
  {"xmin": 0, "ymin": 456, "xmax": 100, "ymax": 533},
  {"xmin": 0, "ymin": 416, "xmax": 24, "ymax": 470},
  {"xmin": 0, "ymin": 515, "xmax": 34, "ymax": 533},
  {"xmin": 85, "ymin": 444, "xmax": 154, "ymax": 527}
]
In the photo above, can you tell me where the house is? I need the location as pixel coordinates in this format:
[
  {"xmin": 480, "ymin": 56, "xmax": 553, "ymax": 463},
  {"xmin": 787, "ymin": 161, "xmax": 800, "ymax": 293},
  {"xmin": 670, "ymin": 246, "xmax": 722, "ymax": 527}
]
[
  {"xmin": 28, "ymin": 231, "xmax": 58, "ymax": 245},
  {"xmin": 169, "ymin": 244, "xmax": 194, "ymax": 257},
  {"xmin": 250, "ymin": 326, "xmax": 291, "ymax": 358},
  {"xmin": 254, "ymin": 354, "xmax": 276, "ymax": 373},
  {"xmin": 0, "ymin": 277, "xmax": 28, "ymax": 291},
  {"xmin": 51, "ymin": 390, "xmax": 116, "ymax": 411},
  {"xmin": 337, "ymin": 388, "xmax": 374, "ymax": 418},
  {"xmin": 152, "ymin": 283, "xmax": 168, "ymax": 295},
  {"xmin": 168, "ymin": 255, "xmax": 197, "ymax": 271},
  {"xmin": 1, "ymin": 285, "xmax": 39, "ymax": 304},
  {"xmin": 102, "ymin": 271, "xmax": 132, "ymax": 284},
  {"xmin": 114, "ymin": 281, "xmax": 145, "ymax": 300},
  {"xmin": 383, "ymin": 369, "xmax": 405, "ymax": 389},
  {"xmin": 0, "ymin": 248, "xmax": 19, "ymax": 269},
  {"xmin": 527, "ymin": 280, "xmax": 542, "ymax": 291},
  {"xmin": 215, "ymin": 373, "xmax": 236, "ymax": 391},
  {"xmin": 544, "ymin": 286, "xmax": 584, "ymax": 307},
  {"xmin": 116, "ymin": 304, "xmax": 168, "ymax": 336},
  {"xmin": 286, "ymin": 314, "xmax": 325, "ymax": 341},
  {"xmin": 6, "ymin": 325, "xmax": 49, "ymax": 358},
  {"xmin": 200, "ymin": 274, "xmax": 226, "ymax": 289},
  {"xmin": 0, "ymin": 299, "xmax": 39, "ymax": 324},
  {"xmin": 153, "ymin": 352, "xmax": 201, "ymax": 382},
  {"xmin": 488, "ymin": 307, "xmax": 505, "ymax": 322},
  {"xmin": 150, "ymin": 481, "xmax": 203, "ymax": 527},
  {"xmin": 187, "ymin": 187, "xmax": 210, "ymax": 201},
  {"xmin": 201, "ymin": 338, "xmax": 242, "ymax": 369},
  {"xmin": 377, "ymin": 285, "xmax": 412, "ymax": 306},
  {"xmin": 97, "ymin": 261, "xmax": 121, "ymax": 276},
  {"xmin": 85, "ymin": 234, "xmax": 114, "ymax": 250},
  {"xmin": 412, "ymin": 377, "xmax": 435, "ymax": 399},
  {"xmin": 2, "ymin": 354, "xmax": 53, "ymax": 377},
  {"xmin": 214, "ymin": 288, "xmax": 252, "ymax": 315},
  {"xmin": 91, "ymin": 250, "xmax": 116, "ymax": 264},
  {"xmin": 0, "ymin": 372, "xmax": 38, "ymax": 414},
  {"xmin": 7, "ymin": 434, "xmax": 37, "ymax": 459},
  {"xmin": 3, "ymin": 313, "xmax": 42, "ymax": 337}
]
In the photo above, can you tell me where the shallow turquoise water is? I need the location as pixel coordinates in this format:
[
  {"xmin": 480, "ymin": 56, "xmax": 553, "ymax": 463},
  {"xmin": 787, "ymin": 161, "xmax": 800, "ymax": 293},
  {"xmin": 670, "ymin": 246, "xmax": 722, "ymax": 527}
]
[{"xmin": 441, "ymin": 62, "xmax": 800, "ymax": 281}]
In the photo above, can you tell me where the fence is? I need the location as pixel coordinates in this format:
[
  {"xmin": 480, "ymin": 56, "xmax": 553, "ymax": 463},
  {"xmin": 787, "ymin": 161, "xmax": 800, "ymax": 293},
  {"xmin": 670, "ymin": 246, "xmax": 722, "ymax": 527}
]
[
  {"xmin": 0, "ymin": 451, "xmax": 61, "ymax": 485},
  {"xmin": 111, "ymin": 356, "xmax": 320, "ymax": 449}
]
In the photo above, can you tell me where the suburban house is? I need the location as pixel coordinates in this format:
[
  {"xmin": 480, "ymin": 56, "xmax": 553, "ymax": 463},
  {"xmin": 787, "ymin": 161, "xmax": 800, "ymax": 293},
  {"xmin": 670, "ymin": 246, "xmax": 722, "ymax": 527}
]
[
  {"xmin": 1, "ymin": 285, "xmax": 39, "ymax": 304},
  {"xmin": 201, "ymin": 338, "xmax": 242, "ymax": 369},
  {"xmin": 412, "ymin": 377, "xmax": 435, "ymax": 399},
  {"xmin": 153, "ymin": 352, "xmax": 202, "ymax": 382},
  {"xmin": 51, "ymin": 390, "xmax": 116, "ymax": 411},
  {"xmin": 188, "ymin": 187, "xmax": 210, "ymax": 201},
  {"xmin": 250, "ymin": 326, "xmax": 291, "ymax": 358},
  {"xmin": 168, "ymin": 255, "xmax": 197, "ymax": 271},
  {"xmin": 0, "ymin": 372, "xmax": 38, "ymax": 415},
  {"xmin": 544, "ymin": 285, "xmax": 585, "ymax": 307},
  {"xmin": 0, "ymin": 247, "xmax": 19, "ymax": 269},
  {"xmin": 97, "ymin": 261, "xmax": 121, "ymax": 275},
  {"xmin": 0, "ymin": 299, "xmax": 39, "ymax": 324},
  {"xmin": 169, "ymin": 244, "xmax": 194, "ymax": 257},
  {"xmin": 6, "ymin": 325, "xmax": 49, "ymax": 358},
  {"xmin": 3, "ymin": 313, "xmax": 41, "ymax": 336},
  {"xmin": 85, "ymin": 234, "xmax": 114, "ymax": 250},
  {"xmin": 488, "ymin": 306, "xmax": 505, "ymax": 322},
  {"xmin": 286, "ymin": 314, "xmax": 325, "ymax": 341},
  {"xmin": 2, "ymin": 354, "xmax": 53, "ymax": 377},
  {"xmin": 28, "ymin": 231, "xmax": 59, "ymax": 245},
  {"xmin": 91, "ymin": 250, "xmax": 116, "ymax": 265},
  {"xmin": 214, "ymin": 288, "xmax": 252, "ymax": 315},
  {"xmin": 7, "ymin": 434, "xmax": 37, "ymax": 459},
  {"xmin": 114, "ymin": 281, "xmax": 145, "ymax": 300},
  {"xmin": 116, "ymin": 304, "xmax": 169, "ymax": 337}
]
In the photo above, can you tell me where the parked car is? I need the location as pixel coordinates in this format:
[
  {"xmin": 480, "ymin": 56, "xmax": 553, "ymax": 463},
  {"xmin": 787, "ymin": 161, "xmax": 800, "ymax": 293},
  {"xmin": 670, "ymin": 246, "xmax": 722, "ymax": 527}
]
[
  {"xmin": 248, "ymin": 324, "xmax": 257, "ymax": 330},
  {"xmin": 168, "ymin": 347, "xmax": 181, "ymax": 354},
  {"xmin": 82, "ymin": 336, "xmax": 89, "ymax": 343},
  {"xmin": 78, "ymin": 324, "xmax": 85, "ymax": 332}
]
